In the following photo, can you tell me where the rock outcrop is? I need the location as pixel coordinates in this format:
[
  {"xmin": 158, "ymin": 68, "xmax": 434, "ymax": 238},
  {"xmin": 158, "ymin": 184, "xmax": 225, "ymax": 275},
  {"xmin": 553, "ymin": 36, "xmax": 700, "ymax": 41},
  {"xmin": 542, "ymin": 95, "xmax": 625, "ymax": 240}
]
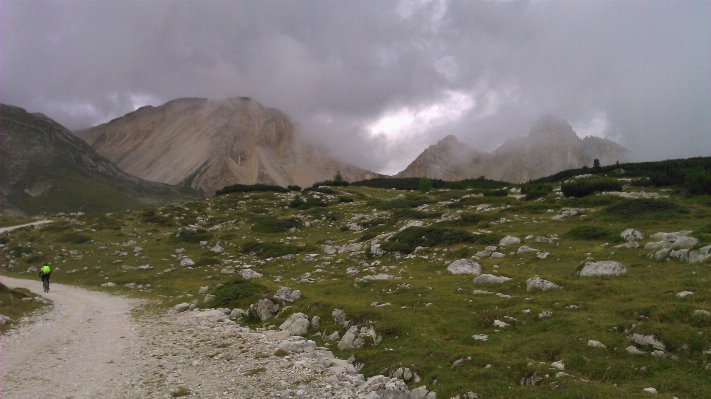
[
  {"xmin": 77, "ymin": 97, "xmax": 379, "ymax": 194},
  {"xmin": 397, "ymin": 114, "xmax": 629, "ymax": 183}
]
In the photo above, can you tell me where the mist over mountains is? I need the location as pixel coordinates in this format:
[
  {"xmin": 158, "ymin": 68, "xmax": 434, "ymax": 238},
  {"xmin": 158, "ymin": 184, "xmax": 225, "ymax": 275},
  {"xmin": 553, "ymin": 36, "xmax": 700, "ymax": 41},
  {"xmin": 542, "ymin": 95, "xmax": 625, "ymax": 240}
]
[{"xmin": 398, "ymin": 115, "xmax": 629, "ymax": 183}]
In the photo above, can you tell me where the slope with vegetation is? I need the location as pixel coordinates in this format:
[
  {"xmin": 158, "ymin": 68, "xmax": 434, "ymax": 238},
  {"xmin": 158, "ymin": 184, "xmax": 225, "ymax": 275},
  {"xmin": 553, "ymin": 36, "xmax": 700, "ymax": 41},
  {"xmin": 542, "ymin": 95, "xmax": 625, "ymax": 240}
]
[{"xmin": 1, "ymin": 165, "xmax": 711, "ymax": 398}]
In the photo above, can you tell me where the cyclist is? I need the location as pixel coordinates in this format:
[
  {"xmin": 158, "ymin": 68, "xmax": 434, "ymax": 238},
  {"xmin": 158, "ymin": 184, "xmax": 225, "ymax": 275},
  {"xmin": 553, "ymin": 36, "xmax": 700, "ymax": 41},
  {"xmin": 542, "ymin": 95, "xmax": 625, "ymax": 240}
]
[{"xmin": 38, "ymin": 264, "xmax": 51, "ymax": 293}]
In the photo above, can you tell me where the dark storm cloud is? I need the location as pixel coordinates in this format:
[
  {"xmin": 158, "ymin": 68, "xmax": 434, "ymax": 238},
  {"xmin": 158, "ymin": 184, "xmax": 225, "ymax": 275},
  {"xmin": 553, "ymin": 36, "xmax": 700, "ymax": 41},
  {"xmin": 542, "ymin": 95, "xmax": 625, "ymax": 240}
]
[{"xmin": 2, "ymin": 0, "xmax": 709, "ymax": 174}]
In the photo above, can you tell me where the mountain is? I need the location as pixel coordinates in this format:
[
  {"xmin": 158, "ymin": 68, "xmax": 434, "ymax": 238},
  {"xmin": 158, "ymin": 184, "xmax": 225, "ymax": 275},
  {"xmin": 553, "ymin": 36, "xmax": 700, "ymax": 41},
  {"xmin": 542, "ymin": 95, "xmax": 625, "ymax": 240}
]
[
  {"xmin": 397, "ymin": 115, "xmax": 629, "ymax": 182},
  {"xmin": 77, "ymin": 97, "xmax": 379, "ymax": 195},
  {"xmin": 0, "ymin": 104, "xmax": 196, "ymax": 216}
]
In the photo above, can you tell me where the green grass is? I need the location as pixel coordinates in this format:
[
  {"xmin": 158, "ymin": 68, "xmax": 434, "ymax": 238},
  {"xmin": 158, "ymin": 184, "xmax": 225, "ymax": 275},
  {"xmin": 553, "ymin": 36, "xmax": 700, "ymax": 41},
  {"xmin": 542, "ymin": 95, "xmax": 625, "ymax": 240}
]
[
  {"xmin": 2, "ymin": 181, "xmax": 711, "ymax": 398},
  {"xmin": 0, "ymin": 283, "xmax": 47, "ymax": 333}
]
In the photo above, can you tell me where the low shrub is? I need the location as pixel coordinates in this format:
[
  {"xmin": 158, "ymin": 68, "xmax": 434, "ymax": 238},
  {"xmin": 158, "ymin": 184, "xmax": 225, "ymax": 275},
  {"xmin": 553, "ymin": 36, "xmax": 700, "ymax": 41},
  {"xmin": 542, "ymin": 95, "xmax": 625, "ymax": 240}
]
[
  {"xmin": 208, "ymin": 278, "xmax": 268, "ymax": 309},
  {"xmin": 251, "ymin": 217, "xmax": 302, "ymax": 233},
  {"xmin": 287, "ymin": 185, "xmax": 302, "ymax": 191},
  {"xmin": 603, "ymin": 199, "xmax": 688, "ymax": 219},
  {"xmin": 483, "ymin": 189, "xmax": 508, "ymax": 197},
  {"xmin": 140, "ymin": 210, "xmax": 174, "ymax": 227},
  {"xmin": 381, "ymin": 226, "xmax": 501, "ymax": 253},
  {"xmin": 685, "ymin": 171, "xmax": 711, "ymax": 195},
  {"xmin": 521, "ymin": 183, "xmax": 553, "ymax": 199},
  {"xmin": 561, "ymin": 178, "xmax": 622, "ymax": 197},
  {"xmin": 10, "ymin": 245, "xmax": 33, "ymax": 258},
  {"xmin": 40, "ymin": 221, "xmax": 71, "ymax": 232},
  {"xmin": 289, "ymin": 195, "xmax": 329, "ymax": 209},
  {"xmin": 56, "ymin": 233, "xmax": 91, "ymax": 244},
  {"xmin": 240, "ymin": 240, "xmax": 308, "ymax": 258},
  {"xmin": 375, "ymin": 196, "xmax": 429, "ymax": 211},
  {"xmin": 338, "ymin": 196, "xmax": 355, "ymax": 203},
  {"xmin": 171, "ymin": 229, "xmax": 213, "ymax": 243},
  {"xmin": 564, "ymin": 226, "xmax": 618, "ymax": 241}
]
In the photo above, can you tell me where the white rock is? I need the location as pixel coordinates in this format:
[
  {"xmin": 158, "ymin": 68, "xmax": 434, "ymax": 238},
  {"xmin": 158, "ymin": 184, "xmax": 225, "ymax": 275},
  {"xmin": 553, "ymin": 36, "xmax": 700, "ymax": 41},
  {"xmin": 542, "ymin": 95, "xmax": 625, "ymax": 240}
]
[
  {"xmin": 499, "ymin": 235, "xmax": 521, "ymax": 246},
  {"xmin": 101, "ymin": 282, "xmax": 116, "ymax": 287},
  {"xmin": 587, "ymin": 340, "xmax": 606, "ymax": 349},
  {"xmin": 472, "ymin": 334, "xmax": 488, "ymax": 341},
  {"xmin": 694, "ymin": 309, "xmax": 711, "ymax": 317},
  {"xmin": 400, "ymin": 220, "xmax": 424, "ymax": 231},
  {"xmin": 180, "ymin": 257, "xmax": 195, "ymax": 267},
  {"xmin": 252, "ymin": 298, "xmax": 279, "ymax": 321},
  {"xmin": 171, "ymin": 302, "xmax": 190, "ymax": 313},
  {"xmin": 626, "ymin": 346, "xmax": 647, "ymax": 355},
  {"xmin": 539, "ymin": 311, "xmax": 553, "ymax": 318},
  {"xmin": 621, "ymin": 229, "xmax": 644, "ymax": 241},
  {"xmin": 493, "ymin": 320, "xmax": 509, "ymax": 328},
  {"xmin": 676, "ymin": 291, "xmax": 694, "ymax": 298},
  {"xmin": 578, "ymin": 261, "xmax": 627, "ymax": 277},
  {"xmin": 203, "ymin": 294, "xmax": 215, "ymax": 303},
  {"xmin": 551, "ymin": 361, "xmax": 564, "ymax": 370},
  {"xmin": 526, "ymin": 277, "xmax": 562, "ymax": 292},
  {"xmin": 630, "ymin": 333, "xmax": 666, "ymax": 350},
  {"xmin": 473, "ymin": 274, "xmax": 512, "ymax": 284},
  {"xmin": 490, "ymin": 252, "xmax": 505, "ymax": 259},
  {"xmin": 279, "ymin": 312, "xmax": 311, "ymax": 336},
  {"xmin": 446, "ymin": 259, "xmax": 481, "ymax": 275},
  {"xmin": 273, "ymin": 287, "xmax": 302, "ymax": 302},
  {"xmin": 643, "ymin": 387, "xmax": 658, "ymax": 394},
  {"xmin": 239, "ymin": 269, "xmax": 263, "ymax": 280},
  {"xmin": 517, "ymin": 245, "xmax": 539, "ymax": 254}
]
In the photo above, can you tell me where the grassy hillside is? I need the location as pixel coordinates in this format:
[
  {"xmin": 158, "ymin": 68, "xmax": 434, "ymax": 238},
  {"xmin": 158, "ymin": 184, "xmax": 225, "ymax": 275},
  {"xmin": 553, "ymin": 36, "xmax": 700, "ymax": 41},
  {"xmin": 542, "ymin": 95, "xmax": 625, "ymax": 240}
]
[{"xmin": 1, "ymin": 176, "xmax": 710, "ymax": 398}]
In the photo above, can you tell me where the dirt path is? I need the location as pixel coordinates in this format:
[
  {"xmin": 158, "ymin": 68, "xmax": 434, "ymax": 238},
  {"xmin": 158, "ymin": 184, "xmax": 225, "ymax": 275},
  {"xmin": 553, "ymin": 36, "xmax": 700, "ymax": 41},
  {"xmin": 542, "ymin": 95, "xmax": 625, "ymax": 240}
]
[
  {"xmin": 0, "ymin": 220, "xmax": 52, "ymax": 234},
  {"xmin": 0, "ymin": 276, "xmax": 141, "ymax": 399}
]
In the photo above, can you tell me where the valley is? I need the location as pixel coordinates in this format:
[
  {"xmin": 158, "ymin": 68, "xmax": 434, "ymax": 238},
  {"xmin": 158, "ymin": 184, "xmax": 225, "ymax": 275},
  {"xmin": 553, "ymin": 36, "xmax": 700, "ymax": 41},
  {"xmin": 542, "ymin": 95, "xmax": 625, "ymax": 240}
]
[{"xmin": 2, "ymin": 173, "xmax": 710, "ymax": 398}]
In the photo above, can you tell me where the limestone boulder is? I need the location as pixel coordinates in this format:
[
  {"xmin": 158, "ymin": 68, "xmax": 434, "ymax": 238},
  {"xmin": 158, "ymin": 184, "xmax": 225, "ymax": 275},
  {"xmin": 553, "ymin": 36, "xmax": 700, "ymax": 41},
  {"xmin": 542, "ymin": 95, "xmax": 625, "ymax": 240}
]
[
  {"xmin": 473, "ymin": 274, "xmax": 512, "ymax": 284},
  {"xmin": 279, "ymin": 312, "xmax": 311, "ymax": 336},
  {"xmin": 578, "ymin": 261, "xmax": 627, "ymax": 277},
  {"xmin": 447, "ymin": 259, "xmax": 481, "ymax": 275},
  {"xmin": 526, "ymin": 277, "xmax": 562, "ymax": 292}
]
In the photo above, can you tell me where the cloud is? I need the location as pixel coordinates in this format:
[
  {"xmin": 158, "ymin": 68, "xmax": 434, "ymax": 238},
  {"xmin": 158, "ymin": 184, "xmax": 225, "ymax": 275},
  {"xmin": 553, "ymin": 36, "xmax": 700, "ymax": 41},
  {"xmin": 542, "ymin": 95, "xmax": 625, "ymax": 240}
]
[{"xmin": 1, "ymin": 0, "xmax": 709, "ymax": 173}]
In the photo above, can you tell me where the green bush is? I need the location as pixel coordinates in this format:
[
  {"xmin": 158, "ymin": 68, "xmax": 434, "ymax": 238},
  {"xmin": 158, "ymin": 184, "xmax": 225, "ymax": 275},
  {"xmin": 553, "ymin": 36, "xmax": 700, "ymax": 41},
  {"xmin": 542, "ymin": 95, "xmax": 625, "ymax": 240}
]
[
  {"xmin": 521, "ymin": 183, "xmax": 553, "ymax": 199},
  {"xmin": 381, "ymin": 226, "xmax": 501, "ymax": 254},
  {"xmin": 208, "ymin": 278, "xmax": 267, "ymax": 309},
  {"xmin": 215, "ymin": 183, "xmax": 289, "ymax": 195},
  {"xmin": 56, "ymin": 233, "xmax": 91, "ymax": 244},
  {"xmin": 375, "ymin": 196, "xmax": 429, "ymax": 210},
  {"xmin": 603, "ymin": 199, "xmax": 688, "ymax": 219},
  {"xmin": 289, "ymin": 195, "xmax": 328, "ymax": 210},
  {"xmin": 40, "ymin": 221, "xmax": 71, "ymax": 232},
  {"xmin": 418, "ymin": 177, "xmax": 432, "ymax": 193},
  {"xmin": 240, "ymin": 240, "xmax": 309, "ymax": 258},
  {"xmin": 287, "ymin": 185, "xmax": 302, "ymax": 191},
  {"xmin": 564, "ymin": 226, "xmax": 617, "ymax": 241},
  {"xmin": 171, "ymin": 229, "xmax": 213, "ymax": 243},
  {"xmin": 483, "ymin": 189, "xmax": 508, "ymax": 197},
  {"xmin": 630, "ymin": 178, "xmax": 653, "ymax": 187},
  {"xmin": 561, "ymin": 178, "xmax": 622, "ymax": 197},
  {"xmin": 338, "ymin": 196, "xmax": 355, "ymax": 203},
  {"xmin": 10, "ymin": 245, "xmax": 33, "ymax": 257},
  {"xmin": 392, "ymin": 209, "xmax": 443, "ymax": 219},
  {"xmin": 251, "ymin": 217, "xmax": 302, "ymax": 233},
  {"xmin": 140, "ymin": 209, "xmax": 174, "ymax": 227},
  {"xmin": 684, "ymin": 171, "xmax": 711, "ymax": 195}
]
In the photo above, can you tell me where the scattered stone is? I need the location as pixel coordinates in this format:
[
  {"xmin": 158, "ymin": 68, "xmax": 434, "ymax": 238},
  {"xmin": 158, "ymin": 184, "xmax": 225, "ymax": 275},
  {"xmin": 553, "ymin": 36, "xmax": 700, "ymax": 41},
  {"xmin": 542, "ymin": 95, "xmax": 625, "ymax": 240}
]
[
  {"xmin": 643, "ymin": 387, "xmax": 658, "ymax": 395},
  {"xmin": 180, "ymin": 257, "xmax": 195, "ymax": 267},
  {"xmin": 400, "ymin": 220, "xmax": 424, "ymax": 231},
  {"xmin": 252, "ymin": 298, "xmax": 280, "ymax": 321},
  {"xmin": 472, "ymin": 334, "xmax": 488, "ymax": 341},
  {"xmin": 447, "ymin": 259, "xmax": 481, "ymax": 275},
  {"xmin": 621, "ymin": 229, "xmax": 644, "ymax": 241},
  {"xmin": 211, "ymin": 243, "xmax": 224, "ymax": 253},
  {"xmin": 626, "ymin": 346, "xmax": 646, "ymax": 355},
  {"xmin": 239, "ymin": 269, "xmax": 263, "ymax": 280},
  {"xmin": 0, "ymin": 314, "xmax": 11, "ymax": 324},
  {"xmin": 526, "ymin": 277, "xmax": 562, "ymax": 292},
  {"xmin": 273, "ymin": 287, "xmax": 302, "ymax": 302},
  {"xmin": 538, "ymin": 311, "xmax": 553, "ymax": 319},
  {"xmin": 101, "ymin": 282, "xmax": 116, "ymax": 287},
  {"xmin": 198, "ymin": 286, "xmax": 208, "ymax": 294},
  {"xmin": 578, "ymin": 261, "xmax": 627, "ymax": 277},
  {"xmin": 587, "ymin": 340, "xmax": 606, "ymax": 349},
  {"xmin": 536, "ymin": 252, "xmax": 549, "ymax": 259},
  {"xmin": 203, "ymin": 294, "xmax": 215, "ymax": 303},
  {"xmin": 694, "ymin": 310, "xmax": 711, "ymax": 317},
  {"xmin": 630, "ymin": 333, "xmax": 666, "ymax": 350},
  {"xmin": 499, "ymin": 235, "xmax": 521, "ymax": 246},
  {"xmin": 490, "ymin": 252, "xmax": 505, "ymax": 259},
  {"xmin": 473, "ymin": 274, "xmax": 512, "ymax": 284},
  {"xmin": 517, "ymin": 245, "xmax": 539, "ymax": 254},
  {"xmin": 280, "ymin": 312, "xmax": 311, "ymax": 336},
  {"xmin": 551, "ymin": 361, "xmax": 564, "ymax": 370},
  {"xmin": 493, "ymin": 320, "xmax": 509, "ymax": 328},
  {"xmin": 676, "ymin": 291, "xmax": 694, "ymax": 298}
]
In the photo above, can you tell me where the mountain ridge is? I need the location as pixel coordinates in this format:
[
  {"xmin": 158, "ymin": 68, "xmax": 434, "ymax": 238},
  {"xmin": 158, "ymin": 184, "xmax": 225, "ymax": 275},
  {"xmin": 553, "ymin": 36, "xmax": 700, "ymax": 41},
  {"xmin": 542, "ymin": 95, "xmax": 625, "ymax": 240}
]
[
  {"xmin": 0, "ymin": 104, "xmax": 196, "ymax": 216},
  {"xmin": 397, "ymin": 115, "xmax": 629, "ymax": 182},
  {"xmin": 77, "ymin": 97, "xmax": 380, "ymax": 194}
]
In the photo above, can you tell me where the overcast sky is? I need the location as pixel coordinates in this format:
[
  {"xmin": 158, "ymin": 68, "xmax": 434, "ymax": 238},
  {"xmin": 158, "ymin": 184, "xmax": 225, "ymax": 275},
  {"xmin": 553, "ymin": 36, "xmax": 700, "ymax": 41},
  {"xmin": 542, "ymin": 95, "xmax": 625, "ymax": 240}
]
[{"xmin": 2, "ymin": 0, "xmax": 709, "ymax": 174}]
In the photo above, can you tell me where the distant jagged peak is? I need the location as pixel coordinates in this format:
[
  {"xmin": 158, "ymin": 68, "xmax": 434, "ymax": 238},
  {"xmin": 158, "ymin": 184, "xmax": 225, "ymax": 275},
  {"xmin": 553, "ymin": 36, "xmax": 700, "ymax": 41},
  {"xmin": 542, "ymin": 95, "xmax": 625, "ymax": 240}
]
[{"xmin": 527, "ymin": 114, "xmax": 579, "ymax": 142}]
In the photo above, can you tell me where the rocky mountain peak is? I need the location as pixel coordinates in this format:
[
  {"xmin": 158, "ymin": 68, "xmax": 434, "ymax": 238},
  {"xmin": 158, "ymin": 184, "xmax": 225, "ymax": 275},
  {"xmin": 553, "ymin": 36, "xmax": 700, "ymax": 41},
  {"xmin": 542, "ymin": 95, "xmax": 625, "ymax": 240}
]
[
  {"xmin": 527, "ymin": 114, "xmax": 579, "ymax": 142},
  {"xmin": 77, "ymin": 97, "xmax": 377, "ymax": 194}
]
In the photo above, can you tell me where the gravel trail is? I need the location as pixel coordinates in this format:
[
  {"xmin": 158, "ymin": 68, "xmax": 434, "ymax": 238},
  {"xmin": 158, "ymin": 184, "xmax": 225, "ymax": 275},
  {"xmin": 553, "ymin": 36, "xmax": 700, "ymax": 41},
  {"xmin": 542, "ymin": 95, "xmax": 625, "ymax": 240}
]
[{"xmin": 0, "ymin": 276, "xmax": 141, "ymax": 399}]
